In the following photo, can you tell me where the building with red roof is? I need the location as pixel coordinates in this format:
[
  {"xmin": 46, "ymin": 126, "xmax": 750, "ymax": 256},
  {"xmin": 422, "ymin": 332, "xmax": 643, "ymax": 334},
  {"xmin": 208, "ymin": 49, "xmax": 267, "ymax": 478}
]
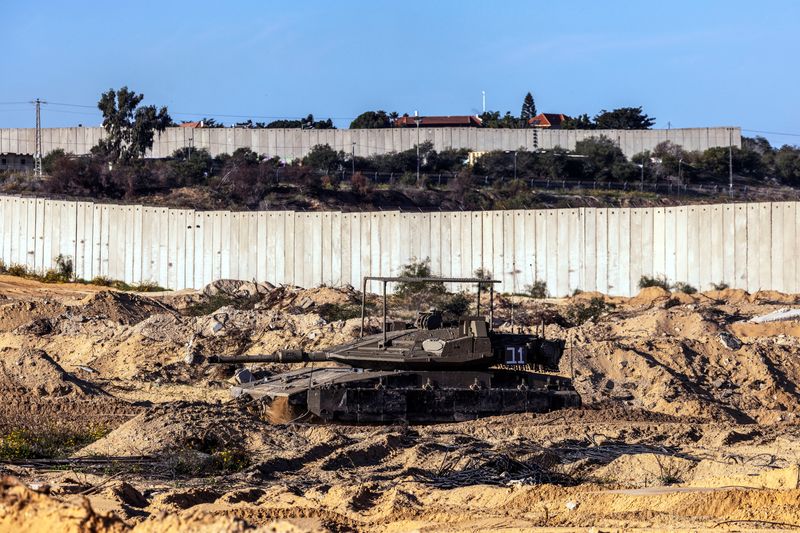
[{"xmin": 528, "ymin": 113, "xmax": 567, "ymax": 129}]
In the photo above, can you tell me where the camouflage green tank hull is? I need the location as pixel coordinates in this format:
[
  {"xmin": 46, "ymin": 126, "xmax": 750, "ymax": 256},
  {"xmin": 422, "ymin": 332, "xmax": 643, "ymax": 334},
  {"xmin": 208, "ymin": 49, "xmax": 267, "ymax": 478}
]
[{"xmin": 232, "ymin": 367, "xmax": 581, "ymax": 423}]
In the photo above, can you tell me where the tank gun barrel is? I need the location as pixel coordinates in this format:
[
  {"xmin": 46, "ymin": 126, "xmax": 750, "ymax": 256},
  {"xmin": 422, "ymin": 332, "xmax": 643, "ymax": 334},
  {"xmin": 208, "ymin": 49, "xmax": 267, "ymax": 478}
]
[{"xmin": 207, "ymin": 350, "xmax": 328, "ymax": 364}]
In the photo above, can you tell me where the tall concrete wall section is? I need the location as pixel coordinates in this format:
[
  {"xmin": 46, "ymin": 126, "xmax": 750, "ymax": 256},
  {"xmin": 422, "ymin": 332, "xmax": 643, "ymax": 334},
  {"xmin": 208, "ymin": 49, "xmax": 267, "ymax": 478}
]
[
  {"xmin": 1, "ymin": 126, "xmax": 741, "ymax": 160},
  {"xmin": 0, "ymin": 195, "xmax": 797, "ymax": 297}
]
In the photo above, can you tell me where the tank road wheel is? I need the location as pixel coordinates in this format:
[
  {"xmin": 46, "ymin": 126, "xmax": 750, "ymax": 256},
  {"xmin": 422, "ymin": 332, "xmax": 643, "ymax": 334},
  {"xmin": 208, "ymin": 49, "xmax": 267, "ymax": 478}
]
[{"xmin": 263, "ymin": 396, "xmax": 305, "ymax": 424}]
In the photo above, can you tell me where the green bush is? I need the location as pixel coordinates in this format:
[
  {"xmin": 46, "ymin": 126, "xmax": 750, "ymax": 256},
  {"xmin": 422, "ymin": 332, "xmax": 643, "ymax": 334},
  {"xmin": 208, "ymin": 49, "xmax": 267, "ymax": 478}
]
[
  {"xmin": 525, "ymin": 280, "xmax": 548, "ymax": 299},
  {"xmin": 711, "ymin": 281, "xmax": 729, "ymax": 290},
  {"xmin": 638, "ymin": 275, "xmax": 670, "ymax": 290},
  {"xmin": 6, "ymin": 264, "xmax": 28, "ymax": 277},
  {"xmin": 672, "ymin": 281, "xmax": 697, "ymax": 294},
  {"xmin": 0, "ymin": 425, "xmax": 109, "ymax": 460},
  {"xmin": 394, "ymin": 257, "xmax": 445, "ymax": 298},
  {"xmin": 317, "ymin": 302, "xmax": 367, "ymax": 322},
  {"xmin": 564, "ymin": 296, "xmax": 613, "ymax": 325},
  {"xmin": 89, "ymin": 276, "xmax": 166, "ymax": 292},
  {"xmin": 184, "ymin": 293, "xmax": 260, "ymax": 317},
  {"xmin": 436, "ymin": 292, "xmax": 472, "ymax": 321}
]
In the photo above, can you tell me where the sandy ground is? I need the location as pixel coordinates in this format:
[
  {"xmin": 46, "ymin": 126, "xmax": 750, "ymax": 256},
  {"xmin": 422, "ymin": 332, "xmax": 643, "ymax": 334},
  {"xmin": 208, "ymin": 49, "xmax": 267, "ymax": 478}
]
[{"xmin": 1, "ymin": 274, "xmax": 800, "ymax": 531}]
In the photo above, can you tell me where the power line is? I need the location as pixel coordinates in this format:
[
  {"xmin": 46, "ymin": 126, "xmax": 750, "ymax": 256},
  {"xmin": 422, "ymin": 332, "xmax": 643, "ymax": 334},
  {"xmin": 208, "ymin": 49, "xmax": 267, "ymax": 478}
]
[
  {"xmin": 743, "ymin": 128, "xmax": 800, "ymax": 138},
  {"xmin": 47, "ymin": 101, "xmax": 97, "ymax": 109}
]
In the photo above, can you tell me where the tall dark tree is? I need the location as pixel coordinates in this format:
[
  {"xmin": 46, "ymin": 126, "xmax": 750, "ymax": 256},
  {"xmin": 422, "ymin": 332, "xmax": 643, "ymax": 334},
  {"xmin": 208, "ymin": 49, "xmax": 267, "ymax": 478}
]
[
  {"xmin": 520, "ymin": 92, "xmax": 537, "ymax": 124},
  {"xmin": 303, "ymin": 144, "xmax": 345, "ymax": 173},
  {"xmin": 350, "ymin": 110, "xmax": 394, "ymax": 129},
  {"xmin": 479, "ymin": 111, "xmax": 523, "ymax": 128},
  {"xmin": 95, "ymin": 87, "xmax": 172, "ymax": 162},
  {"xmin": 593, "ymin": 107, "xmax": 655, "ymax": 129},
  {"xmin": 561, "ymin": 114, "xmax": 595, "ymax": 129},
  {"xmin": 264, "ymin": 114, "xmax": 334, "ymax": 129}
]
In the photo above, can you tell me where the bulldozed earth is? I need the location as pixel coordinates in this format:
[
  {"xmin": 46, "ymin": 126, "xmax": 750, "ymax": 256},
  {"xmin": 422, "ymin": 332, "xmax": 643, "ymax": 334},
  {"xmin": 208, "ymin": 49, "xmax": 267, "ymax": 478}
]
[{"xmin": 2, "ymin": 274, "xmax": 800, "ymax": 531}]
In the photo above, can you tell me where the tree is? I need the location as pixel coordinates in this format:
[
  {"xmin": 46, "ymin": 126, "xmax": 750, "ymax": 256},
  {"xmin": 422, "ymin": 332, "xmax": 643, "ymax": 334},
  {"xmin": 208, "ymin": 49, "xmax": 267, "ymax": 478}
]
[
  {"xmin": 479, "ymin": 111, "xmax": 523, "ymax": 128},
  {"xmin": 42, "ymin": 149, "xmax": 67, "ymax": 174},
  {"xmin": 561, "ymin": 114, "xmax": 594, "ymax": 129},
  {"xmin": 520, "ymin": 92, "xmax": 536, "ymax": 124},
  {"xmin": 775, "ymin": 145, "xmax": 800, "ymax": 184},
  {"xmin": 575, "ymin": 136, "xmax": 637, "ymax": 181},
  {"xmin": 303, "ymin": 144, "xmax": 344, "ymax": 173},
  {"xmin": 593, "ymin": 107, "xmax": 655, "ymax": 129},
  {"xmin": 216, "ymin": 148, "xmax": 279, "ymax": 207},
  {"xmin": 95, "ymin": 87, "xmax": 173, "ymax": 162},
  {"xmin": 650, "ymin": 141, "xmax": 692, "ymax": 180},
  {"xmin": 200, "ymin": 117, "xmax": 223, "ymax": 127},
  {"xmin": 349, "ymin": 110, "xmax": 394, "ymax": 129},
  {"xmin": 265, "ymin": 114, "xmax": 334, "ymax": 129},
  {"xmin": 165, "ymin": 148, "xmax": 213, "ymax": 187}
]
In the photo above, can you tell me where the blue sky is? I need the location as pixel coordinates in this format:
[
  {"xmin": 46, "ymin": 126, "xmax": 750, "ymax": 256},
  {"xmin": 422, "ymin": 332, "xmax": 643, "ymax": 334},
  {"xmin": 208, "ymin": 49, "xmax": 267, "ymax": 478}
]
[{"xmin": 2, "ymin": 0, "xmax": 798, "ymax": 146}]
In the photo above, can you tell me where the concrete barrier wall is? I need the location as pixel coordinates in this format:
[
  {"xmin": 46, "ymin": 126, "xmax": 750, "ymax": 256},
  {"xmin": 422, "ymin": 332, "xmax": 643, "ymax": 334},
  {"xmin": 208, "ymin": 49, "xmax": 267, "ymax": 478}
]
[
  {"xmin": 0, "ymin": 195, "xmax": 796, "ymax": 296},
  {"xmin": 0, "ymin": 126, "xmax": 741, "ymax": 160}
]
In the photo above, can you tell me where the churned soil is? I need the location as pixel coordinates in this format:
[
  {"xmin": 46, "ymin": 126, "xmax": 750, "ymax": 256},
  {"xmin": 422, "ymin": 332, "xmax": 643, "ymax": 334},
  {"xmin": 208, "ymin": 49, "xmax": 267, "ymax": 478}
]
[{"xmin": 2, "ymin": 274, "xmax": 800, "ymax": 530}]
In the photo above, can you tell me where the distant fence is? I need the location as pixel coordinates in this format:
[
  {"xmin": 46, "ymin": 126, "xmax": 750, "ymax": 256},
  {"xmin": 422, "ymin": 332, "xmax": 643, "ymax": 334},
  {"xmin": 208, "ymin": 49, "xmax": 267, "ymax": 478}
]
[
  {"xmin": 0, "ymin": 195, "xmax": 796, "ymax": 297},
  {"xmin": 0, "ymin": 126, "xmax": 741, "ymax": 160},
  {"xmin": 289, "ymin": 169, "xmax": 797, "ymax": 200}
]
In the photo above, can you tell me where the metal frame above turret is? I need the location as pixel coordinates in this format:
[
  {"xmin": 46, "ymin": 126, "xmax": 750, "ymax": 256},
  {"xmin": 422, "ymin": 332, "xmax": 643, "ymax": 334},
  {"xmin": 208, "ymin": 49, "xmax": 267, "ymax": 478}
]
[{"xmin": 359, "ymin": 276, "xmax": 501, "ymax": 343}]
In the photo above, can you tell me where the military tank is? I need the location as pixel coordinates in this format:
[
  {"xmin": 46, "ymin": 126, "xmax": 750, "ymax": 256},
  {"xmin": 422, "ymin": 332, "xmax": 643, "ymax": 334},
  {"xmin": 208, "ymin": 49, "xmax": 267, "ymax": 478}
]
[{"xmin": 208, "ymin": 276, "xmax": 581, "ymax": 423}]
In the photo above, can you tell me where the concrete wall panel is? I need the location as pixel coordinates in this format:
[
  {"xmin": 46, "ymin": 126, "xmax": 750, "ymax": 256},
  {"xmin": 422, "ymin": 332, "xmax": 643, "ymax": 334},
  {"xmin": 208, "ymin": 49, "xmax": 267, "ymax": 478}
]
[
  {"xmin": 674, "ymin": 207, "xmax": 688, "ymax": 284},
  {"xmin": 264, "ymin": 212, "xmax": 278, "ymax": 284},
  {"xmin": 686, "ymin": 206, "xmax": 701, "ymax": 290},
  {"xmin": 758, "ymin": 203, "xmax": 772, "ymax": 291},
  {"xmin": 555, "ymin": 209, "xmax": 570, "ymax": 296},
  {"xmin": 745, "ymin": 204, "xmax": 760, "ymax": 291},
  {"xmin": 256, "ymin": 212, "xmax": 268, "ymax": 282},
  {"xmin": 359, "ymin": 213, "xmax": 372, "ymax": 292},
  {"xmin": 544, "ymin": 210, "xmax": 558, "ymax": 296},
  {"xmin": 282, "ymin": 212, "xmax": 293, "ymax": 285},
  {"xmin": 502, "ymin": 211, "xmax": 515, "ymax": 293},
  {"xmin": 582, "ymin": 208, "xmax": 596, "ymax": 292},
  {"xmin": 123, "ymin": 206, "xmax": 135, "ymax": 283},
  {"xmin": 779, "ymin": 203, "xmax": 795, "ymax": 293},
  {"xmin": 0, "ymin": 195, "xmax": 796, "ymax": 297},
  {"xmin": 513, "ymin": 211, "xmax": 526, "ymax": 291},
  {"xmin": 640, "ymin": 207, "xmax": 654, "ymax": 283}
]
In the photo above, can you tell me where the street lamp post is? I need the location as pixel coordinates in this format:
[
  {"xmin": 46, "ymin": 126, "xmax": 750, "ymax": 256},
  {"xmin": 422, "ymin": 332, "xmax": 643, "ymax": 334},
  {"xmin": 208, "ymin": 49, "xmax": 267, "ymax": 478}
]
[
  {"xmin": 513, "ymin": 151, "xmax": 518, "ymax": 181},
  {"xmin": 728, "ymin": 127, "xmax": 733, "ymax": 193},
  {"xmin": 504, "ymin": 150, "xmax": 517, "ymax": 180},
  {"xmin": 640, "ymin": 157, "xmax": 645, "ymax": 186}
]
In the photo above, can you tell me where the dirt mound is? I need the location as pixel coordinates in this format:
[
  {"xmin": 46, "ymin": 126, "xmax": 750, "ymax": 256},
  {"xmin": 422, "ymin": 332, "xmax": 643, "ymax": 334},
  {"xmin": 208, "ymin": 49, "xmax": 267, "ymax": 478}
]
[
  {"xmin": 626, "ymin": 286, "xmax": 672, "ymax": 307},
  {"xmin": 567, "ymin": 302, "xmax": 800, "ymax": 422},
  {"xmin": 75, "ymin": 291, "xmax": 173, "ymax": 325},
  {"xmin": 0, "ymin": 476, "xmax": 126, "ymax": 533},
  {"xmin": 0, "ymin": 300, "xmax": 66, "ymax": 332},
  {"xmin": 75, "ymin": 402, "xmax": 275, "ymax": 457},
  {"xmin": 0, "ymin": 476, "xmax": 309, "ymax": 532},
  {"xmin": 0, "ymin": 347, "xmax": 104, "ymax": 398}
]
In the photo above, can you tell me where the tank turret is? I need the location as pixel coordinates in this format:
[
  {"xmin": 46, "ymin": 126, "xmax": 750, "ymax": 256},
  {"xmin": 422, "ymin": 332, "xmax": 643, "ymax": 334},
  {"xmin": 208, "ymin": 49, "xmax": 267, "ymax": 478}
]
[{"xmin": 207, "ymin": 276, "xmax": 580, "ymax": 423}]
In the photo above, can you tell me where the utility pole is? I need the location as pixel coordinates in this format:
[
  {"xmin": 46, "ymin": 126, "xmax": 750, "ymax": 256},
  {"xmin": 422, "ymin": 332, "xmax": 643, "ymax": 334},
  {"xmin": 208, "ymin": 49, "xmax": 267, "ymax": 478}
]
[
  {"xmin": 31, "ymin": 98, "xmax": 46, "ymax": 178},
  {"xmin": 351, "ymin": 141, "xmax": 356, "ymax": 176},
  {"xmin": 728, "ymin": 128, "xmax": 733, "ymax": 192},
  {"xmin": 481, "ymin": 91, "xmax": 486, "ymax": 113},
  {"xmin": 414, "ymin": 111, "xmax": 421, "ymax": 184}
]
